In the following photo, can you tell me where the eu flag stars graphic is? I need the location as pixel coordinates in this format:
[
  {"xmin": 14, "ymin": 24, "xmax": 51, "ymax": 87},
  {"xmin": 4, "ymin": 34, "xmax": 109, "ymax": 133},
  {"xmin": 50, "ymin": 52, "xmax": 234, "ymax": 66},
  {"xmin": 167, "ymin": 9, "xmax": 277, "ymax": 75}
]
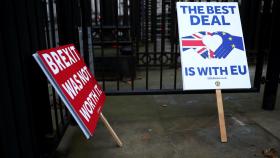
[{"xmin": 212, "ymin": 31, "xmax": 244, "ymax": 59}]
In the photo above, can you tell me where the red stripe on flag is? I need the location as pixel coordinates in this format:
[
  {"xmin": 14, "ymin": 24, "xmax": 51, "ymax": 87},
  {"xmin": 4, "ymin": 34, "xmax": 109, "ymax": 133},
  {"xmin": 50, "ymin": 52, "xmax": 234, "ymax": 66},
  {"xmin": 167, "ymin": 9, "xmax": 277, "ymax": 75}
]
[
  {"xmin": 193, "ymin": 34, "xmax": 201, "ymax": 39},
  {"xmin": 197, "ymin": 48, "xmax": 206, "ymax": 54},
  {"xmin": 209, "ymin": 50, "xmax": 214, "ymax": 58},
  {"xmin": 182, "ymin": 40, "xmax": 205, "ymax": 46}
]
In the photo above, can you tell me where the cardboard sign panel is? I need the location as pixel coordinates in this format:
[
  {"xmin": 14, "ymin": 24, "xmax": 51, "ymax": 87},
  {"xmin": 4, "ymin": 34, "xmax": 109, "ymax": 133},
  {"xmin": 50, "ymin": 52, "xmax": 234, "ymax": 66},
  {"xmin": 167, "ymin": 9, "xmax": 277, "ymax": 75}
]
[
  {"xmin": 33, "ymin": 44, "xmax": 106, "ymax": 139},
  {"xmin": 177, "ymin": 2, "xmax": 251, "ymax": 90}
]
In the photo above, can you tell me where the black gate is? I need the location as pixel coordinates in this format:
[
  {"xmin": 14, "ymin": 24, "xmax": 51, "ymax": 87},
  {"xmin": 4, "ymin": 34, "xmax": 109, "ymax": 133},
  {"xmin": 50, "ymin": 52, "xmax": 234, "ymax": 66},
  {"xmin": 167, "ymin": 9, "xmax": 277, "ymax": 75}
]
[{"xmin": 85, "ymin": 0, "xmax": 272, "ymax": 95}]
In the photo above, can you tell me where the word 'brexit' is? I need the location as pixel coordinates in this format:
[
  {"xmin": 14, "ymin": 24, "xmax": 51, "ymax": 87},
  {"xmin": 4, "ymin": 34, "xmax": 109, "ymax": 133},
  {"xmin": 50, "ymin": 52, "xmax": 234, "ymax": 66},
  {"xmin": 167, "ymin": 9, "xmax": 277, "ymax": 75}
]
[{"xmin": 42, "ymin": 46, "xmax": 80, "ymax": 75}]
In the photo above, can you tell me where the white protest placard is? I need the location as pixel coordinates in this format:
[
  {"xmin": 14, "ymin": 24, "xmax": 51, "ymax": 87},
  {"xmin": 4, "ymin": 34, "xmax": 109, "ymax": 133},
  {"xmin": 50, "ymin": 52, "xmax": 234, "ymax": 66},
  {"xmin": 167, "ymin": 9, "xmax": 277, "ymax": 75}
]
[{"xmin": 177, "ymin": 2, "xmax": 251, "ymax": 90}]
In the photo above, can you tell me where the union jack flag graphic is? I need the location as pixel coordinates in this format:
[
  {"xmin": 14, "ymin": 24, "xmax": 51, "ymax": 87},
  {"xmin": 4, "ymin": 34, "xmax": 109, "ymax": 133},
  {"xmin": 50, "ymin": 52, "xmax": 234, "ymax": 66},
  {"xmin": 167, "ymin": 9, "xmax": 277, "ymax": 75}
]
[{"xmin": 181, "ymin": 31, "xmax": 215, "ymax": 59}]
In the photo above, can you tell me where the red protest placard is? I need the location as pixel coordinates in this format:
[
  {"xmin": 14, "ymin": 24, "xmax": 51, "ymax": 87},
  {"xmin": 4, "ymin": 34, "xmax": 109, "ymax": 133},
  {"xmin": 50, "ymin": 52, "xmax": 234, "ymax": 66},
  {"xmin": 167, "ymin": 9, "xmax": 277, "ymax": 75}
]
[{"xmin": 33, "ymin": 44, "xmax": 105, "ymax": 139}]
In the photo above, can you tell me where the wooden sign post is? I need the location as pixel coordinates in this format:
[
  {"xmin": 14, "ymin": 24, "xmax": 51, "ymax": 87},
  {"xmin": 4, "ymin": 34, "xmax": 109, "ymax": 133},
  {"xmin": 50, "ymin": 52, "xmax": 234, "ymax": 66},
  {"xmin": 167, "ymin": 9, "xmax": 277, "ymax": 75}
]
[
  {"xmin": 215, "ymin": 89, "xmax": 227, "ymax": 142},
  {"xmin": 100, "ymin": 113, "xmax": 123, "ymax": 147}
]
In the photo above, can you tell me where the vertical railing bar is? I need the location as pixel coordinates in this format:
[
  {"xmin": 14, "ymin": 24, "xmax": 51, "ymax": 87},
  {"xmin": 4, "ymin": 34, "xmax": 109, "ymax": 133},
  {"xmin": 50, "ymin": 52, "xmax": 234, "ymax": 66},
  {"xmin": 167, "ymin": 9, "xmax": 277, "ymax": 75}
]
[
  {"xmin": 132, "ymin": 0, "xmax": 141, "ymax": 85},
  {"xmin": 94, "ymin": 0, "xmax": 98, "ymax": 25},
  {"xmin": 52, "ymin": 0, "xmax": 60, "ymax": 46},
  {"xmin": 81, "ymin": 0, "xmax": 92, "ymax": 66},
  {"xmin": 124, "ymin": 0, "xmax": 128, "ymax": 25},
  {"xmin": 56, "ymin": 0, "xmax": 65, "ymax": 127},
  {"xmin": 145, "ymin": 0, "xmax": 149, "ymax": 90},
  {"xmin": 43, "ymin": 0, "xmax": 51, "ymax": 48},
  {"xmin": 171, "ymin": 0, "xmax": 177, "ymax": 89},
  {"xmin": 135, "ymin": 0, "xmax": 140, "ymax": 65},
  {"xmin": 52, "ymin": 88, "xmax": 60, "ymax": 137},
  {"xmin": 160, "ymin": 0, "xmax": 166, "ymax": 89},
  {"xmin": 114, "ymin": 0, "xmax": 120, "ymax": 91},
  {"xmin": 152, "ymin": 0, "xmax": 157, "ymax": 65},
  {"xmin": 129, "ymin": 0, "xmax": 135, "ymax": 90},
  {"xmin": 170, "ymin": 0, "xmax": 175, "ymax": 61},
  {"xmin": 62, "ymin": 101, "xmax": 68, "ymax": 123},
  {"xmin": 174, "ymin": 31, "xmax": 179, "ymax": 89},
  {"xmin": 49, "ymin": 0, "xmax": 62, "ymax": 136},
  {"xmin": 64, "ymin": 104, "xmax": 69, "ymax": 121},
  {"xmin": 48, "ymin": 0, "xmax": 56, "ymax": 48},
  {"xmin": 99, "ymin": 0, "xmax": 106, "ymax": 90},
  {"xmin": 253, "ymin": 0, "xmax": 272, "ymax": 90},
  {"xmin": 90, "ymin": 1, "xmax": 95, "ymax": 73},
  {"xmin": 43, "ymin": 0, "xmax": 57, "ymax": 133},
  {"xmin": 248, "ymin": 0, "xmax": 259, "ymax": 49},
  {"xmin": 57, "ymin": 96, "xmax": 65, "ymax": 125}
]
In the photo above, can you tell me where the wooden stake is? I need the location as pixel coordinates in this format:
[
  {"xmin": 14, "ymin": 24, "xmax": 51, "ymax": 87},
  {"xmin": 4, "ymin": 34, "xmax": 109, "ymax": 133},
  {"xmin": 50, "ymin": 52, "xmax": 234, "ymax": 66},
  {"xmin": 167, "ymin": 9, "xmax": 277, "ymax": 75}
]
[
  {"xmin": 100, "ymin": 112, "xmax": 123, "ymax": 147},
  {"xmin": 215, "ymin": 89, "xmax": 227, "ymax": 143}
]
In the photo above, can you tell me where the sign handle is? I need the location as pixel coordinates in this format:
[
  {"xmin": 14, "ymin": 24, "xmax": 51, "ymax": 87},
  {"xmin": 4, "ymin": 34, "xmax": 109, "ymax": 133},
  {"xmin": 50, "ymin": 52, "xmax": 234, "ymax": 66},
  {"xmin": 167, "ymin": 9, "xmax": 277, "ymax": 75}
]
[
  {"xmin": 215, "ymin": 89, "xmax": 227, "ymax": 143},
  {"xmin": 100, "ymin": 112, "xmax": 123, "ymax": 147}
]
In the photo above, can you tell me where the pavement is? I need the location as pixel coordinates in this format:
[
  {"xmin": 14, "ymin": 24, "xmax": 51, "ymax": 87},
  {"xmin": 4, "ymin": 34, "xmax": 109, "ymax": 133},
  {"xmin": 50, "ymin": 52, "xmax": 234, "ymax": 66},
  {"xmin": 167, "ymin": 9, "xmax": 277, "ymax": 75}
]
[{"xmin": 53, "ymin": 81, "xmax": 280, "ymax": 158}]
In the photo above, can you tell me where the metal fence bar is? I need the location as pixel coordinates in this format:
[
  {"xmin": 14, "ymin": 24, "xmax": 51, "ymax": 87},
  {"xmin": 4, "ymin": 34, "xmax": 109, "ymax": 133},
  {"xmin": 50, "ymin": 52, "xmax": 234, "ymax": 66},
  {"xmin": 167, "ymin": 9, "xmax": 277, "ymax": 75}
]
[
  {"xmin": 251, "ymin": 0, "xmax": 262, "ymax": 50},
  {"xmin": 81, "ymin": 0, "xmax": 92, "ymax": 66},
  {"xmin": 171, "ymin": 0, "xmax": 178, "ymax": 90},
  {"xmin": 94, "ymin": 0, "xmax": 99, "ymax": 25},
  {"xmin": 151, "ymin": 0, "xmax": 157, "ymax": 65},
  {"xmin": 52, "ymin": 88, "xmax": 60, "ymax": 137},
  {"xmin": 124, "ymin": 0, "xmax": 129, "ymax": 25},
  {"xmin": 160, "ymin": 0, "xmax": 166, "ymax": 89},
  {"xmin": 64, "ymin": 103, "xmax": 70, "ymax": 121},
  {"xmin": 174, "ymin": 1, "xmax": 180, "ymax": 89},
  {"xmin": 253, "ymin": 0, "xmax": 273, "ymax": 90},
  {"xmin": 174, "ymin": 41, "xmax": 179, "ymax": 90},
  {"xmin": 170, "ymin": 0, "xmax": 175, "ymax": 66},
  {"xmin": 262, "ymin": 0, "xmax": 280, "ymax": 110},
  {"xmin": 99, "ymin": 0, "xmax": 106, "ymax": 90},
  {"xmin": 105, "ymin": 87, "xmax": 259, "ymax": 96},
  {"xmin": 48, "ymin": 0, "xmax": 56, "ymax": 48},
  {"xmin": 145, "ymin": 0, "xmax": 149, "ymax": 89},
  {"xmin": 114, "ymin": 0, "xmax": 120, "ymax": 90},
  {"xmin": 49, "ymin": 0, "xmax": 67, "ymax": 130},
  {"xmin": 129, "ymin": 0, "xmax": 135, "ymax": 90},
  {"xmin": 135, "ymin": 0, "xmax": 140, "ymax": 67},
  {"xmin": 43, "ymin": 0, "xmax": 51, "ymax": 48},
  {"xmin": 58, "ymin": 97, "xmax": 65, "ymax": 125}
]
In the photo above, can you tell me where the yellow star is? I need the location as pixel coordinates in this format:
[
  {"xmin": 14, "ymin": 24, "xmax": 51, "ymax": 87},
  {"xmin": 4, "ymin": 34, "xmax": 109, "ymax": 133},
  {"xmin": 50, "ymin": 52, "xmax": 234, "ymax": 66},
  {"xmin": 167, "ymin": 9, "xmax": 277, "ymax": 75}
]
[
  {"xmin": 228, "ymin": 37, "xmax": 232, "ymax": 41},
  {"xmin": 222, "ymin": 32, "xmax": 226, "ymax": 35},
  {"xmin": 231, "ymin": 44, "xmax": 235, "ymax": 48}
]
